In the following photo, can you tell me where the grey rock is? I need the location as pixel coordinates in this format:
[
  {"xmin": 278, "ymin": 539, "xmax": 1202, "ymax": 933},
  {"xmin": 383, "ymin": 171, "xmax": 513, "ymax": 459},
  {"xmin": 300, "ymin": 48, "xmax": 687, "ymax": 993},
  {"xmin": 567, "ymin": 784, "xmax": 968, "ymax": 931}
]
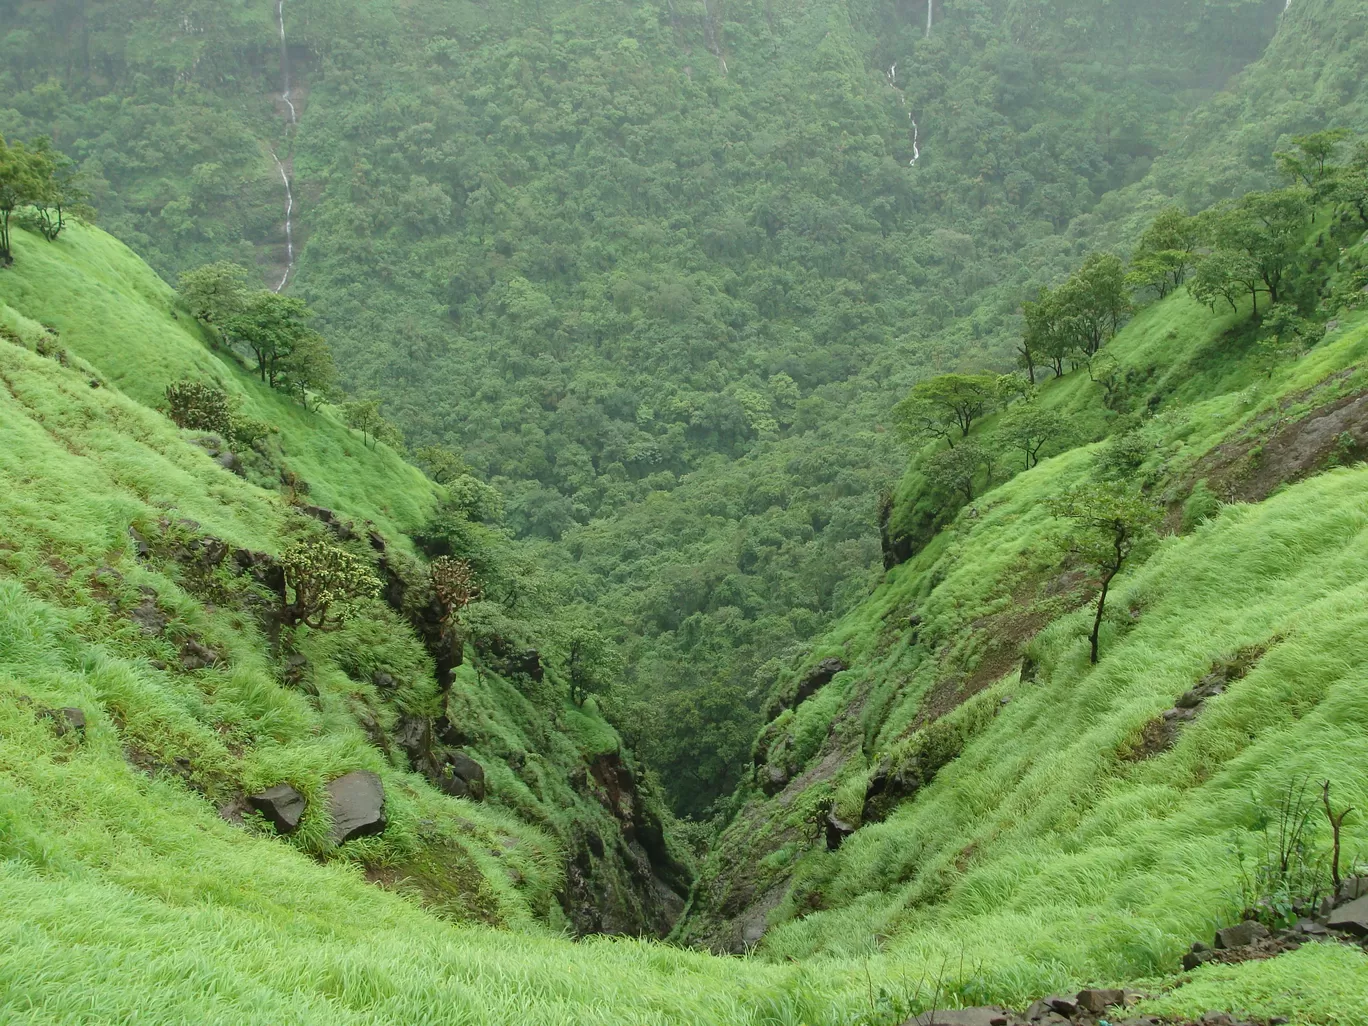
[
  {"xmin": 1045, "ymin": 996, "xmax": 1078, "ymax": 1017},
  {"xmin": 1337, "ymin": 876, "xmax": 1368, "ymax": 903},
  {"xmin": 215, "ymin": 450, "xmax": 243, "ymax": 475},
  {"xmin": 908, "ymin": 1009, "xmax": 1014, "ymax": 1026},
  {"xmin": 1296, "ymin": 917, "xmax": 1329, "ymax": 936},
  {"xmin": 1327, "ymin": 894, "xmax": 1368, "ymax": 937},
  {"xmin": 1214, "ymin": 919, "xmax": 1269, "ymax": 949},
  {"xmin": 1076, "ymin": 988, "xmax": 1125, "ymax": 1014},
  {"xmin": 326, "ymin": 770, "xmax": 387, "ymax": 844},
  {"xmin": 825, "ymin": 809, "xmax": 856, "ymax": 851},
  {"xmin": 439, "ymin": 750, "xmax": 486, "ymax": 801},
  {"xmin": 247, "ymin": 783, "xmax": 307, "ymax": 835},
  {"xmin": 43, "ymin": 706, "xmax": 86, "ymax": 737}
]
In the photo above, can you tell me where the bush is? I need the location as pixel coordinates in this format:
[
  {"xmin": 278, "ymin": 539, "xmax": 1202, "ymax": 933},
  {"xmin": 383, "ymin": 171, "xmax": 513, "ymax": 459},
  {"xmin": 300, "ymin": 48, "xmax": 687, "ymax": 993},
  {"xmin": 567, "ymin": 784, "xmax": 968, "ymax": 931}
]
[
  {"xmin": 1181, "ymin": 480, "xmax": 1222, "ymax": 532},
  {"xmin": 279, "ymin": 538, "xmax": 381, "ymax": 630},
  {"xmin": 1095, "ymin": 428, "xmax": 1152, "ymax": 478},
  {"xmin": 165, "ymin": 380, "xmax": 233, "ymax": 437}
]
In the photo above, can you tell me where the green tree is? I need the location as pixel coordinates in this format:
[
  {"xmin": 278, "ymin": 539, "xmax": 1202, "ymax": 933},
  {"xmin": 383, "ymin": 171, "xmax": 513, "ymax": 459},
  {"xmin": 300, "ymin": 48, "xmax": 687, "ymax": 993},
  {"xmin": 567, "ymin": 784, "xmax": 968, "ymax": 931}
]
[
  {"xmin": 1189, "ymin": 248, "xmax": 1261, "ymax": 313},
  {"xmin": 28, "ymin": 137, "xmax": 91, "ymax": 242},
  {"xmin": 1048, "ymin": 484, "xmax": 1160, "ymax": 664},
  {"xmin": 275, "ymin": 329, "xmax": 338, "ymax": 409},
  {"xmin": 414, "ymin": 445, "xmax": 470, "ymax": 484},
  {"xmin": 1275, "ymin": 129, "xmax": 1351, "ymax": 194},
  {"xmin": 343, "ymin": 397, "xmax": 403, "ymax": 450},
  {"xmin": 1128, "ymin": 207, "xmax": 1199, "ymax": 299},
  {"xmin": 998, "ymin": 402, "xmax": 1065, "ymax": 470},
  {"xmin": 923, "ymin": 440, "xmax": 994, "ymax": 504},
  {"xmin": 0, "ymin": 134, "xmax": 51, "ymax": 266},
  {"xmin": 178, "ymin": 262, "xmax": 254, "ymax": 325},
  {"xmin": 223, "ymin": 291, "xmax": 311, "ymax": 387},
  {"xmin": 279, "ymin": 539, "xmax": 381, "ymax": 630},
  {"xmin": 163, "ymin": 380, "xmax": 233, "ymax": 437},
  {"xmin": 1199, "ymin": 190, "xmax": 1309, "ymax": 312},
  {"xmin": 893, "ymin": 373, "xmax": 1002, "ymax": 447},
  {"xmin": 1056, "ymin": 252, "xmax": 1131, "ymax": 357},
  {"xmin": 564, "ymin": 624, "xmax": 620, "ymax": 706}
]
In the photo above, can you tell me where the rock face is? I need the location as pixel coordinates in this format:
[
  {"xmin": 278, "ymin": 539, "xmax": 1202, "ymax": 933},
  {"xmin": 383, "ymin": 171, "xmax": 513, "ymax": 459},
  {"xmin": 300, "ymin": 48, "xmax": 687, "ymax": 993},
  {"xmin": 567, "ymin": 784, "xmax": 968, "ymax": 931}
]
[
  {"xmin": 438, "ymin": 750, "xmax": 486, "ymax": 801},
  {"xmin": 41, "ymin": 706, "xmax": 86, "ymax": 737},
  {"xmin": 766, "ymin": 657, "xmax": 847, "ymax": 718},
  {"xmin": 1327, "ymin": 895, "xmax": 1368, "ymax": 937},
  {"xmin": 247, "ymin": 783, "xmax": 307, "ymax": 835},
  {"xmin": 326, "ymin": 770, "xmax": 387, "ymax": 845},
  {"xmin": 1214, "ymin": 919, "xmax": 1269, "ymax": 949}
]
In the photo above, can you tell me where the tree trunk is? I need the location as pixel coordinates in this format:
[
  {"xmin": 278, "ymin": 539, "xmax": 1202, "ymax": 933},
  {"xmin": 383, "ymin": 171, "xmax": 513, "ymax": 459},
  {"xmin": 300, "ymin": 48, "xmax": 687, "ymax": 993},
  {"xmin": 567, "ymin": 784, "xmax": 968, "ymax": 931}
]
[{"xmin": 1089, "ymin": 567, "xmax": 1116, "ymax": 665}]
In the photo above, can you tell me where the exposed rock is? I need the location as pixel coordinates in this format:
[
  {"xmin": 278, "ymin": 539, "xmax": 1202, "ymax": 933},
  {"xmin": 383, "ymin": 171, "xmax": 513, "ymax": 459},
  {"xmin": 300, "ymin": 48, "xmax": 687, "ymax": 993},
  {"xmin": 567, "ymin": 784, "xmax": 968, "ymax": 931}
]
[
  {"xmin": 129, "ymin": 588, "xmax": 168, "ymax": 635},
  {"xmin": 215, "ymin": 450, "xmax": 243, "ymax": 475},
  {"xmin": 761, "ymin": 761, "xmax": 790, "ymax": 795},
  {"xmin": 1337, "ymin": 876, "xmax": 1368, "ymax": 902},
  {"xmin": 128, "ymin": 526, "xmax": 150, "ymax": 560},
  {"xmin": 1019, "ymin": 653, "xmax": 1038, "ymax": 682},
  {"xmin": 1044, "ymin": 996, "xmax": 1079, "ymax": 1017},
  {"xmin": 178, "ymin": 639, "xmax": 220, "ymax": 671},
  {"xmin": 302, "ymin": 504, "xmax": 356, "ymax": 541},
  {"xmin": 908, "ymin": 1009, "xmax": 1014, "ymax": 1026},
  {"xmin": 247, "ymin": 783, "xmax": 307, "ymax": 835},
  {"xmin": 767, "ymin": 657, "xmax": 847, "ymax": 718},
  {"xmin": 438, "ymin": 750, "xmax": 486, "ymax": 801},
  {"xmin": 1214, "ymin": 919, "xmax": 1269, "ymax": 949},
  {"xmin": 41, "ymin": 706, "xmax": 86, "ymax": 737},
  {"xmin": 824, "ymin": 809, "xmax": 855, "ymax": 851},
  {"xmin": 326, "ymin": 770, "xmax": 387, "ymax": 844},
  {"xmin": 1327, "ymin": 894, "xmax": 1368, "ymax": 937},
  {"xmin": 1076, "ymin": 988, "xmax": 1125, "ymax": 1014}
]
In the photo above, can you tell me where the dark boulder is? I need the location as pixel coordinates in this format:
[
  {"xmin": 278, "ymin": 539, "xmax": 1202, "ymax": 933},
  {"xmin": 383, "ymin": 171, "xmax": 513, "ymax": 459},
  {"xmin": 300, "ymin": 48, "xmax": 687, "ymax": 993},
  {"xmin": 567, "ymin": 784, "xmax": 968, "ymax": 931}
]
[
  {"xmin": 1214, "ymin": 920, "xmax": 1269, "ymax": 949},
  {"xmin": 129, "ymin": 588, "xmax": 168, "ymax": 635},
  {"xmin": 179, "ymin": 640, "xmax": 220, "ymax": 671},
  {"xmin": 247, "ymin": 783, "xmax": 307, "ymax": 835},
  {"xmin": 1075, "ymin": 988, "xmax": 1125, "ymax": 1014},
  {"xmin": 128, "ymin": 526, "xmax": 150, "ymax": 560},
  {"xmin": 326, "ymin": 770, "xmax": 387, "ymax": 844},
  {"xmin": 42, "ymin": 706, "xmax": 86, "ymax": 737},
  {"xmin": 794, "ymin": 657, "xmax": 846, "ymax": 706},
  {"xmin": 216, "ymin": 450, "xmax": 243, "ymax": 475},
  {"xmin": 438, "ymin": 750, "xmax": 486, "ymax": 801},
  {"xmin": 1327, "ymin": 895, "xmax": 1368, "ymax": 937},
  {"xmin": 824, "ymin": 810, "xmax": 856, "ymax": 851}
]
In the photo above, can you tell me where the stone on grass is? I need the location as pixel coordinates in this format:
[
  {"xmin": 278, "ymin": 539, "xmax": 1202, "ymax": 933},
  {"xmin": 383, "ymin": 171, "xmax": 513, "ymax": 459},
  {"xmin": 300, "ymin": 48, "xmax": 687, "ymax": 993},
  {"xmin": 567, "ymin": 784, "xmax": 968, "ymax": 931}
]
[
  {"xmin": 1076, "ymin": 988, "xmax": 1125, "ymax": 1014},
  {"xmin": 1214, "ymin": 919, "xmax": 1268, "ymax": 949},
  {"xmin": 326, "ymin": 770, "xmax": 387, "ymax": 845},
  {"xmin": 247, "ymin": 783, "xmax": 307, "ymax": 835},
  {"xmin": 1327, "ymin": 895, "xmax": 1368, "ymax": 937}
]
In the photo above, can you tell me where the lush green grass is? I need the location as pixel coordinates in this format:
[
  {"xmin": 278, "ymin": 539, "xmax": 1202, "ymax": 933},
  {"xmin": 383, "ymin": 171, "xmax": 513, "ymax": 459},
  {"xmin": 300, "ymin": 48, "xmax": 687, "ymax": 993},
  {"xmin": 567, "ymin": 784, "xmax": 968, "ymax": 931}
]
[{"xmin": 688, "ymin": 285, "xmax": 1368, "ymax": 1021}]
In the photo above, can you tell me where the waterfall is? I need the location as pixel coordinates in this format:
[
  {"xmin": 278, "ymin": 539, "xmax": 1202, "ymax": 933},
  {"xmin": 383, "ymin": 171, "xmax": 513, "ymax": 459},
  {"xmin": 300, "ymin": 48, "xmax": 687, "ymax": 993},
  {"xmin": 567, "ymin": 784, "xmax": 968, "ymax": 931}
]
[
  {"xmin": 272, "ymin": 0, "xmax": 297, "ymax": 292},
  {"xmin": 270, "ymin": 152, "xmax": 295, "ymax": 293},
  {"xmin": 888, "ymin": 63, "xmax": 921, "ymax": 166},
  {"xmin": 910, "ymin": 115, "xmax": 920, "ymax": 166},
  {"xmin": 926, "ymin": 0, "xmax": 933, "ymax": 38}
]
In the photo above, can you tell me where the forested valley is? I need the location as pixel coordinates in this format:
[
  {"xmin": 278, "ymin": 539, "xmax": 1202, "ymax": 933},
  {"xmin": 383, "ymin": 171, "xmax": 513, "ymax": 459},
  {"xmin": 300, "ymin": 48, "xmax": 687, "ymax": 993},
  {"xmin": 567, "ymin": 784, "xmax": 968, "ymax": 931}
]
[{"xmin": 5, "ymin": 1, "xmax": 1368, "ymax": 1023}]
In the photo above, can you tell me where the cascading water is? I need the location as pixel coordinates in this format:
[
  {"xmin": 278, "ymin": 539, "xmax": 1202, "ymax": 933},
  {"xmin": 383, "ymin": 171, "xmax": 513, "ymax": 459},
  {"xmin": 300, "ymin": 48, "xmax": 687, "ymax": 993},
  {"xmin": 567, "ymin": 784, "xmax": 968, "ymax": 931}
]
[
  {"xmin": 888, "ymin": 64, "xmax": 921, "ymax": 167},
  {"xmin": 272, "ymin": 0, "xmax": 297, "ymax": 292}
]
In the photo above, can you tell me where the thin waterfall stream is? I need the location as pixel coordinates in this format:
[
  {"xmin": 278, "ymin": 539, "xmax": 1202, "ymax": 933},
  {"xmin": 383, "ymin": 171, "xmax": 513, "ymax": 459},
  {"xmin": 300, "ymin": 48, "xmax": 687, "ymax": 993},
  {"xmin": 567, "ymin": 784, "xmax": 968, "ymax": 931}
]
[{"xmin": 272, "ymin": 0, "xmax": 297, "ymax": 292}]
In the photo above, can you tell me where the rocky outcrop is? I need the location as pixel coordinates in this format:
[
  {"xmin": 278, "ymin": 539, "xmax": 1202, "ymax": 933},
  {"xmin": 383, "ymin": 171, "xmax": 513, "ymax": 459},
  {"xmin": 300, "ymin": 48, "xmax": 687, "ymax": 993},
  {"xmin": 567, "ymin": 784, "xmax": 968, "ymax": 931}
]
[
  {"xmin": 765, "ymin": 657, "xmax": 846, "ymax": 719},
  {"xmin": 326, "ymin": 770, "xmax": 386, "ymax": 844},
  {"xmin": 560, "ymin": 752, "xmax": 691, "ymax": 937},
  {"xmin": 248, "ymin": 783, "xmax": 306, "ymax": 834}
]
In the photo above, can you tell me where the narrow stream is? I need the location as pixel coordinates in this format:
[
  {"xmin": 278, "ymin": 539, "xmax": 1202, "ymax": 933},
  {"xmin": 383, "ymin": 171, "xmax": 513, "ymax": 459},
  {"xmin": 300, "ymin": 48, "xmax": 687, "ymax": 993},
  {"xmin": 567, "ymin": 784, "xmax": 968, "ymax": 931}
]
[
  {"xmin": 272, "ymin": 0, "xmax": 297, "ymax": 292},
  {"xmin": 888, "ymin": 64, "xmax": 921, "ymax": 167}
]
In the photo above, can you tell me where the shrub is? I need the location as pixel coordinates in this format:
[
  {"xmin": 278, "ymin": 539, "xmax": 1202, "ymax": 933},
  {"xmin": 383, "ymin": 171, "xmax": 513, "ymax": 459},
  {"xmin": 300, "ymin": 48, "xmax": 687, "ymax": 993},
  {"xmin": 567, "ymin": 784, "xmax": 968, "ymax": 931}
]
[
  {"xmin": 165, "ymin": 380, "xmax": 233, "ymax": 437},
  {"xmin": 279, "ymin": 538, "xmax": 381, "ymax": 630}
]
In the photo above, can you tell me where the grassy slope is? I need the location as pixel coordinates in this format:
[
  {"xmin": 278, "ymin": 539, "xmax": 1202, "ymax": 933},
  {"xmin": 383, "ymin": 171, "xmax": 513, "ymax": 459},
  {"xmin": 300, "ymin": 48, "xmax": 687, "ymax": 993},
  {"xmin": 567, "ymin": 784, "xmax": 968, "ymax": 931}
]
[
  {"xmin": 684, "ymin": 285, "xmax": 1368, "ymax": 1020},
  {"xmin": 0, "ymin": 223, "xmax": 830, "ymax": 1025}
]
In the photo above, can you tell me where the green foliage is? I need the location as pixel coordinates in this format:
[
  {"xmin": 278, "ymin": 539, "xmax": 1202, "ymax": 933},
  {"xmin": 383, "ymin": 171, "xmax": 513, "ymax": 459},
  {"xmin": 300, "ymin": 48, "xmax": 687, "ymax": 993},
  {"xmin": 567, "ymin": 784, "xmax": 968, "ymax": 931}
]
[
  {"xmin": 997, "ymin": 401, "xmax": 1067, "ymax": 470},
  {"xmin": 894, "ymin": 374, "xmax": 1004, "ymax": 447},
  {"xmin": 923, "ymin": 440, "xmax": 995, "ymax": 505},
  {"xmin": 279, "ymin": 538, "xmax": 382, "ymax": 630},
  {"xmin": 1180, "ymin": 480, "xmax": 1223, "ymax": 533},
  {"xmin": 163, "ymin": 379, "xmax": 233, "ymax": 438},
  {"xmin": 177, "ymin": 261, "xmax": 253, "ymax": 325},
  {"xmin": 342, "ymin": 397, "xmax": 404, "ymax": 451}
]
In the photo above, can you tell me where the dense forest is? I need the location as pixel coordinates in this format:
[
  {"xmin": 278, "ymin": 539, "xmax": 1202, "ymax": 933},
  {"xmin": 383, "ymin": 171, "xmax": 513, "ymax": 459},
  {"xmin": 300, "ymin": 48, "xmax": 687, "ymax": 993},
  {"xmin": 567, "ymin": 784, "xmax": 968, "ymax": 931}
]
[
  {"xmin": 1, "ymin": 0, "xmax": 1300, "ymax": 816},
  {"xmin": 5, "ymin": 0, "xmax": 1368, "ymax": 1022}
]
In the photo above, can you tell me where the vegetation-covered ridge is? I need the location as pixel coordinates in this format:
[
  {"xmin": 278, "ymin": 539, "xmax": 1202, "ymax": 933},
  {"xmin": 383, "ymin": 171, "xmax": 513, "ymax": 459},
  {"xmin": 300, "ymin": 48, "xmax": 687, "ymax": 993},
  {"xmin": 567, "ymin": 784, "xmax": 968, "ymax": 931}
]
[
  {"xmin": 0, "ymin": 219, "xmax": 693, "ymax": 956},
  {"xmin": 681, "ymin": 132, "xmax": 1368, "ymax": 1020},
  {"xmin": 0, "ymin": 0, "xmax": 1302, "ymax": 818}
]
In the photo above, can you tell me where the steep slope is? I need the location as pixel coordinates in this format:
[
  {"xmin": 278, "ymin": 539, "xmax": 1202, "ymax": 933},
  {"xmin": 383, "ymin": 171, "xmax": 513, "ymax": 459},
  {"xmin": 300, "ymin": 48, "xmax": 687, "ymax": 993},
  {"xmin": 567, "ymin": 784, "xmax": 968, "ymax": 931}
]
[
  {"xmin": 0, "ymin": 0, "xmax": 1291, "ymax": 817},
  {"xmin": 683, "ymin": 260, "xmax": 1368, "ymax": 1016},
  {"xmin": 0, "ymin": 220, "xmax": 689, "ymax": 940}
]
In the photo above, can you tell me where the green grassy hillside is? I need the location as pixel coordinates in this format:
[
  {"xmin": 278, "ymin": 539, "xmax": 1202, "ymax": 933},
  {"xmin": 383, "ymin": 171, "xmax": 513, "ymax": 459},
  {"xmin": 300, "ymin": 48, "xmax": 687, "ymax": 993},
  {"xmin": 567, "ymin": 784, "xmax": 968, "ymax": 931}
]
[
  {"xmin": 0, "ymin": 220, "xmax": 693, "ymax": 956},
  {"xmin": 4, "ymin": 211, "xmax": 1368, "ymax": 1025},
  {"xmin": 682, "ymin": 258, "xmax": 1368, "ymax": 1017}
]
